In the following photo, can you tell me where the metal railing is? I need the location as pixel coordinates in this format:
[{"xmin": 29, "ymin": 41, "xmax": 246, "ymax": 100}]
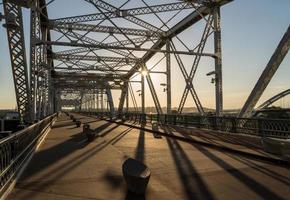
[
  {"xmin": 82, "ymin": 111, "xmax": 290, "ymax": 139},
  {"xmin": 0, "ymin": 113, "xmax": 57, "ymax": 197}
]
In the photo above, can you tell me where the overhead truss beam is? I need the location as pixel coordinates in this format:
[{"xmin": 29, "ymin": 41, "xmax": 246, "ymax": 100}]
[{"xmin": 51, "ymin": 2, "xmax": 199, "ymax": 24}]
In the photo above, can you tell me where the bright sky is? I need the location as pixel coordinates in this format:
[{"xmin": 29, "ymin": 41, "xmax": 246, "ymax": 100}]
[{"xmin": 0, "ymin": 0, "xmax": 289, "ymax": 110}]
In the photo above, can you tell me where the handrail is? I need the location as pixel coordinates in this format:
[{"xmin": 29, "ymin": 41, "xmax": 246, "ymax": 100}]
[{"xmin": 0, "ymin": 113, "xmax": 57, "ymax": 197}]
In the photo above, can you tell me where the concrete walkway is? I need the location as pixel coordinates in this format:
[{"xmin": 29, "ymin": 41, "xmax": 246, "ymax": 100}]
[{"xmin": 7, "ymin": 113, "xmax": 290, "ymax": 200}]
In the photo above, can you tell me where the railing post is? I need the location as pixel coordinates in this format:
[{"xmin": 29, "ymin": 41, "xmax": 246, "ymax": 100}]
[
  {"xmin": 184, "ymin": 115, "xmax": 188, "ymax": 127},
  {"xmin": 231, "ymin": 117, "xmax": 237, "ymax": 133},
  {"xmin": 1, "ymin": 119, "xmax": 4, "ymax": 132},
  {"xmin": 258, "ymin": 119, "xmax": 263, "ymax": 137}
]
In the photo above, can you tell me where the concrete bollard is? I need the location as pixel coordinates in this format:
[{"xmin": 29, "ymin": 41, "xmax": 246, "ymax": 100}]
[
  {"xmin": 122, "ymin": 158, "xmax": 151, "ymax": 194},
  {"xmin": 152, "ymin": 121, "xmax": 158, "ymax": 132},
  {"xmin": 152, "ymin": 121, "xmax": 162, "ymax": 139},
  {"xmin": 76, "ymin": 120, "xmax": 81, "ymax": 127},
  {"xmin": 83, "ymin": 124, "xmax": 94, "ymax": 141}
]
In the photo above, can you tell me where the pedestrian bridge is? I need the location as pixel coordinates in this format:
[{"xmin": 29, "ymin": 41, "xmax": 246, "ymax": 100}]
[{"xmin": 1, "ymin": 113, "xmax": 290, "ymax": 200}]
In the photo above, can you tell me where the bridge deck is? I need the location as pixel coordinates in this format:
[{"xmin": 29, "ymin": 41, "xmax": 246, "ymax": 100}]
[{"xmin": 7, "ymin": 113, "xmax": 290, "ymax": 200}]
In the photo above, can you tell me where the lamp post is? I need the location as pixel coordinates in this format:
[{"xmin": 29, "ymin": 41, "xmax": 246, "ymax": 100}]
[{"xmin": 140, "ymin": 66, "xmax": 148, "ymax": 114}]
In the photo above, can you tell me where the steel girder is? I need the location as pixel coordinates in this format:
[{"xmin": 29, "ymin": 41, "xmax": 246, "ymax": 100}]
[
  {"xmin": 30, "ymin": 0, "xmax": 53, "ymax": 120},
  {"xmin": 34, "ymin": 6, "xmax": 49, "ymax": 119},
  {"xmin": 52, "ymin": 53, "xmax": 138, "ymax": 63},
  {"xmin": 53, "ymin": 71, "xmax": 123, "ymax": 80},
  {"xmin": 45, "ymin": 41, "xmax": 215, "ymax": 57},
  {"xmin": 56, "ymin": 83, "xmax": 121, "ymax": 90},
  {"xmin": 30, "ymin": 1, "xmax": 41, "ymax": 120},
  {"xmin": 1, "ymin": 0, "xmax": 231, "ymax": 117},
  {"xmin": 54, "ymin": 61, "xmax": 129, "ymax": 73},
  {"xmin": 123, "ymin": 0, "xmax": 231, "ymax": 116},
  {"xmin": 175, "ymin": 13, "xmax": 214, "ymax": 115},
  {"xmin": 49, "ymin": 22, "xmax": 161, "ymax": 38},
  {"xmin": 146, "ymin": 71, "xmax": 163, "ymax": 114},
  {"xmin": 125, "ymin": 0, "xmax": 232, "ymax": 78},
  {"xmin": 105, "ymin": 86, "xmax": 115, "ymax": 116},
  {"xmin": 3, "ymin": 1, "xmax": 31, "ymax": 122},
  {"xmin": 84, "ymin": 0, "xmax": 162, "ymax": 40},
  {"xmin": 51, "ymin": 2, "xmax": 199, "ymax": 24},
  {"xmin": 239, "ymin": 25, "xmax": 290, "ymax": 118},
  {"xmin": 166, "ymin": 40, "xmax": 171, "ymax": 114},
  {"xmin": 52, "ymin": 31, "xmax": 135, "ymax": 58},
  {"xmin": 213, "ymin": 6, "xmax": 223, "ymax": 116},
  {"xmin": 117, "ymin": 81, "xmax": 129, "ymax": 115},
  {"xmin": 171, "ymin": 42, "xmax": 205, "ymax": 115}
]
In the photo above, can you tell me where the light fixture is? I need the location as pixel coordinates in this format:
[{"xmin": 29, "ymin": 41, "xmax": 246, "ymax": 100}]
[
  {"xmin": 206, "ymin": 70, "xmax": 216, "ymax": 76},
  {"xmin": 160, "ymin": 83, "xmax": 167, "ymax": 92},
  {"xmin": 141, "ymin": 69, "xmax": 148, "ymax": 76}
]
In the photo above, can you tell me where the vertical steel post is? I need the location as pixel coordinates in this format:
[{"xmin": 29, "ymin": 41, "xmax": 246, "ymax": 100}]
[
  {"xmin": 126, "ymin": 86, "xmax": 129, "ymax": 112},
  {"xmin": 96, "ymin": 90, "xmax": 99, "ymax": 111},
  {"xmin": 101, "ymin": 89, "xmax": 104, "ymax": 112},
  {"xmin": 93, "ymin": 93, "xmax": 96, "ymax": 111},
  {"xmin": 166, "ymin": 40, "xmax": 171, "ymax": 114},
  {"xmin": 3, "ymin": 1, "xmax": 31, "ymax": 123},
  {"xmin": 40, "ymin": 25, "xmax": 48, "ymax": 118},
  {"xmin": 141, "ymin": 67, "xmax": 145, "ymax": 114},
  {"xmin": 213, "ymin": 6, "xmax": 223, "ymax": 116}
]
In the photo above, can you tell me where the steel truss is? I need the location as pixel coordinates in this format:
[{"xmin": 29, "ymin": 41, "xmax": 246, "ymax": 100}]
[
  {"xmin": 3, "ymin": 1, "xmax": 31, "ymax": 122},
  {"xmin": 2, "ymin": 0, "xmax": 232, "ymax": 120},
  {"xmin": 49, "ymin": 0, "xmax": 230, "ymax": 115},
  {"xmin": 30, "ymin": 0, "xmax": 52, "ymax": 120}
]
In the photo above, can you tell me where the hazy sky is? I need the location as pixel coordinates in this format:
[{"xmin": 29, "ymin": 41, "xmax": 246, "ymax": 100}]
[{"xmin": 0, "ymin": 0, "xmax": 289, "ymax": 110}]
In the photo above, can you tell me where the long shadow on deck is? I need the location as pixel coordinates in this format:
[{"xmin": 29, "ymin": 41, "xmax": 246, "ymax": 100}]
[
  {"xmin": 135, "ymin": 125, "xmax": 145, "ymax": 163},
  {"xmin": 164, "ymin": 127, "xmax": 215, "ymax": 200},
  {"xmin": 15, "ymin": 127, "xmax": 134, "ymax": 200},
  {"xmin": 20, "ymin": 121, "xmax": 119, "ymax": 181},
  {"xmin": 172, "ymin": 126, "xmax": 265, "ymax": 154},
  {"xmin": 166, "ymin": 127, "xmax": 287, "ymax": 200},
  {"xmin": 176, "ymin": 129, "xmax": 290, "ymax": 187}
]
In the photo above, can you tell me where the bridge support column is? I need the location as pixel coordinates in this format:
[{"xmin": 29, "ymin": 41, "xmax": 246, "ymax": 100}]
[
  {"xmin": 100, "ymin": 89, "xmax": 104, "ymax": 112},
  {"xmin": 141, "ymin": 67, "xmax": 145, "ymax": 114},
  {"xmin": 214, "ymin": 6, "xmax": 223, "ymax": 116},
  {"xmin": 126, "ymin": 86, "xmax": 129, "ymax": 112},
  {"xmin": 166, "ymin": 40, "xmax": 171, "ymax": 114}
]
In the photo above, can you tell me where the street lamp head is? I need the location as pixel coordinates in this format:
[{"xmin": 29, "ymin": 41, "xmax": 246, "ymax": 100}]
[
  {"xmin": 141, "ymin": 69, "xmax": 148, "ymax": 76},
  {"xmin": 206, "ymin": 71, "xmax": 216, "ymax": 76}
]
